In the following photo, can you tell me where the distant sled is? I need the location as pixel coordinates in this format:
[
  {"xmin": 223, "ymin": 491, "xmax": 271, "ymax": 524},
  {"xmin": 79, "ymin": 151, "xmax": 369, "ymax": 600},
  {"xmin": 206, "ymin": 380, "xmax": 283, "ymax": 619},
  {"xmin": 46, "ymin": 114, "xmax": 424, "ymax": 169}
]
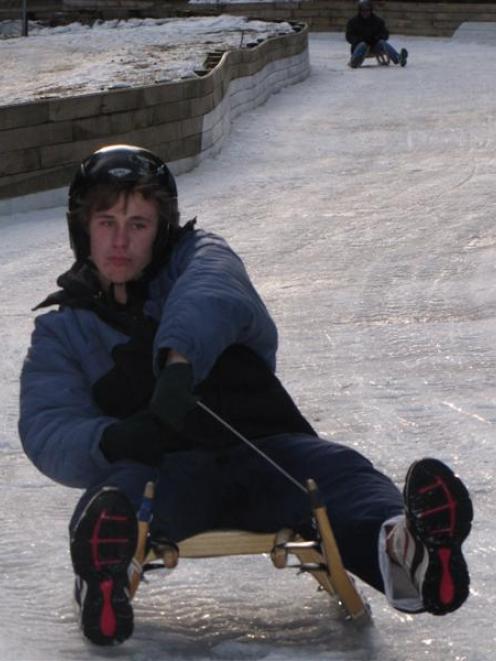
[{"xmin": 348, "ymin": 51, "xmax": 391, "ymax": 68}]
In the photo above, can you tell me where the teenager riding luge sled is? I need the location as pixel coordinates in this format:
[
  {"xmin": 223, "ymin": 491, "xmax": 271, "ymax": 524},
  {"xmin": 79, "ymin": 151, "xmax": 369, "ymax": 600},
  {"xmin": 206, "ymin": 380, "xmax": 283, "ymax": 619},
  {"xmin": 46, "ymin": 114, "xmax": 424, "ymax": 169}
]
[
  {"xmin": 19, "ymin": 144, "xmax": 473, "ymax": 646},
  {"xmin": 346, "ymin": 0, "xmax": 408, "ymax": 68}
]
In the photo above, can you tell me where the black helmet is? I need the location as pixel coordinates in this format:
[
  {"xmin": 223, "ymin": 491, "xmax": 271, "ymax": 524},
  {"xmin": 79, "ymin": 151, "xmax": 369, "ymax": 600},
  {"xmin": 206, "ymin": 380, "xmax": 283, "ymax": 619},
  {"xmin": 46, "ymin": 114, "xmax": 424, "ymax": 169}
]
[
  {"xmin": 358, "ymin": 0, "xmax": 373, "ymax": 10},
  {"xmin": 67, "ymin": 144, "xmax": 179, "ymax": 266}
]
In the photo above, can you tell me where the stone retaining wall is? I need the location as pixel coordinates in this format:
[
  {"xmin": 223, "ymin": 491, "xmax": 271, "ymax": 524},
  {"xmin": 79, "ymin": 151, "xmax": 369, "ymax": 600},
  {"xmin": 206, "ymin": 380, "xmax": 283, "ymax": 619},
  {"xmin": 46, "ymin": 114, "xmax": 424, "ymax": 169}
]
[
  {"xmin": 185, "ymin": 1, "xmax": 496, "ymax": 37},
  {"xmin": 0, "ymin": 24, "xmax": 308, "ymax": 212},
  {"xmin": 2, "ymin": 1, "xmax": 496, "ymax": 37}
]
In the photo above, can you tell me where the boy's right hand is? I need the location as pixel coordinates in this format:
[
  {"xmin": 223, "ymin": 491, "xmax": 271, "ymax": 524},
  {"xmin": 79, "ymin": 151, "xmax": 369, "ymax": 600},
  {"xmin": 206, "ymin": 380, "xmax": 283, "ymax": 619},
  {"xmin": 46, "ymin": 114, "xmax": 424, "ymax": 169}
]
[{"xmin": 150, "ymin": 362, "xmax": 198, "ymax": 432}]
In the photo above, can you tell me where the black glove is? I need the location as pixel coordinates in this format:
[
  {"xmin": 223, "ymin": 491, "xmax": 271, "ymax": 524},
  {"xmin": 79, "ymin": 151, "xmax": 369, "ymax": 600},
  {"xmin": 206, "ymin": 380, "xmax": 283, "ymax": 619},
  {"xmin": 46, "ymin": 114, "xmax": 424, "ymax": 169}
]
[
  {"xmin": 100, "ymin": 410, "xmax": 181, "ymax": 466},
  {"xmin": 150, "ymin": 362, "xmax": 198, "ymax": 432}
]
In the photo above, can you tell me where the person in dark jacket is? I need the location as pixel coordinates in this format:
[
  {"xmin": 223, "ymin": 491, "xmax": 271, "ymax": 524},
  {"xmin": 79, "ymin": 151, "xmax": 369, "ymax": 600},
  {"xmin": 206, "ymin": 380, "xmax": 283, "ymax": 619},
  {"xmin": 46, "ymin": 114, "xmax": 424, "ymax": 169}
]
[
  {"xmin": 346, "ymin": 0, "xmax": 408, "ymax": 68},
  {"xmin": 19, "ymin": 145, "xmax": 472, "ymax": 646}
]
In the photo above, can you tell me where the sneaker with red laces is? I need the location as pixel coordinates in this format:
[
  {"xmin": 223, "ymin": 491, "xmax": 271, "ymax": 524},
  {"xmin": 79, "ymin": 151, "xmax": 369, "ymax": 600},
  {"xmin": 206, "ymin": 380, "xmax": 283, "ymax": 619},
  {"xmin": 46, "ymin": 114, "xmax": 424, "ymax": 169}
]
[
  {"xmin": 70, "ymin": 487, "xmax": 138, "ymax": 645},
  {"xmin": 389, "ymin": 458, "xmax": 473, "ymax": 615}
]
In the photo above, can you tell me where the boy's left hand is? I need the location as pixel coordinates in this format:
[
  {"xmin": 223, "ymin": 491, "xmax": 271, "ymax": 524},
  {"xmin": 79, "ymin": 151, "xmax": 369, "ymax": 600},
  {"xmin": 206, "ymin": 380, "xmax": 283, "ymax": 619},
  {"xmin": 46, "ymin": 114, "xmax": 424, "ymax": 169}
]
[{"xmin": 150, "ymin": 362, "xmax": 198, "ymax": 431}]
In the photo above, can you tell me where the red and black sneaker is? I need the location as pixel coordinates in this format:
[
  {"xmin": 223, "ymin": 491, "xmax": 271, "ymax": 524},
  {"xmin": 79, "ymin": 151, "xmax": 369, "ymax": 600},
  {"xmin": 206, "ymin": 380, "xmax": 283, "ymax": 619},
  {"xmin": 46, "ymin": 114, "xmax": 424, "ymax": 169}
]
[
  {"xmin": 401, "ymin": 458, "xmax": 473, "ymax": 615},
  {"xmin": 70, "ymin": 487, "xmax": 138, "ymax": 645}
]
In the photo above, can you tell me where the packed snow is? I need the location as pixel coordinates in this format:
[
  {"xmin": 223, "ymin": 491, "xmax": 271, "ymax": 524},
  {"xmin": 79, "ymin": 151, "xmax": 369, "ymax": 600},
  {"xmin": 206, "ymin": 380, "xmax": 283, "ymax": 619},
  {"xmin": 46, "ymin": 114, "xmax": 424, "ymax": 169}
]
[
  {"xmin": 0, "ymin": 15, "xmax": 293, "ymax": 105},
  {"xmin": 1, "ymin": 22, "xmax": 495, "ymax": 661}
]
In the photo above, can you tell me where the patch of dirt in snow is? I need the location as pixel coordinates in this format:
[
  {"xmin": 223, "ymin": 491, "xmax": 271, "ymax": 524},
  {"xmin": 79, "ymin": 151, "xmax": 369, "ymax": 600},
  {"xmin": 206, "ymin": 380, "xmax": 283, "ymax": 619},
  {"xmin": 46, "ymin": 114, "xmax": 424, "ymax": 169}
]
[{"xmin": 0, "ymin": 16, "xmax": 293, "ymax": 106}]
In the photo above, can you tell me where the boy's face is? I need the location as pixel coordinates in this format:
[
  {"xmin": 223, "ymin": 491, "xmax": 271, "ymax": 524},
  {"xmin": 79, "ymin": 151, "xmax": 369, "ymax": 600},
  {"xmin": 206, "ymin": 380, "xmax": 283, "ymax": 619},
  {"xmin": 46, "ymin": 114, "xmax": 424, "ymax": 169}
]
[{"xmin": 88, "ymin": 191, "xmax": 159, "ymax": 287}]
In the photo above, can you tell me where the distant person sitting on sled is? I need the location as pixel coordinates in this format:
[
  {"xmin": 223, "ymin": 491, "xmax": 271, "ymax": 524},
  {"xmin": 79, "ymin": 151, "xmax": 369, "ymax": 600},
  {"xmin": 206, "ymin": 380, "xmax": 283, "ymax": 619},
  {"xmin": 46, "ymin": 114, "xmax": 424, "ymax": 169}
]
[
  {"xmin": 20, "ymin": 144, "xmax": 472, "ymax": 647},
  {"xmin": 346, "ymin": 0, "xmax": 408, "ymax": 68}
]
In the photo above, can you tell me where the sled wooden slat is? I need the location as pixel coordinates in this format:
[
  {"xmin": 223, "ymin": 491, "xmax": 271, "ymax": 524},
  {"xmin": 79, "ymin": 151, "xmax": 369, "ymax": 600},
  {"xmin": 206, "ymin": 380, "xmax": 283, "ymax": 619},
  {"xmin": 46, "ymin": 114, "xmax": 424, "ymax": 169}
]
[
  {"xmin": 307, "ymin": 479, "xmax": 369, "ymax": 620},
  {"xmin": 130, "ymin": 481, "xmax": 156, "ymax": 598},
  {"xmin": 178, "ymin": 529, "xmax": 278, "ymax": 558}
]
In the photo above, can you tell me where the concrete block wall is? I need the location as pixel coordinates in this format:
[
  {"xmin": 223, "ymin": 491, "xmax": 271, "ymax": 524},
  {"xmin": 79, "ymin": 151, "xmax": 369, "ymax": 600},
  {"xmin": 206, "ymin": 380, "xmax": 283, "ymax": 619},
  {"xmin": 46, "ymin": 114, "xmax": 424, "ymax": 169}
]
[
  {"xmin": 3, "ymin": 1, "xmax": 496, "ymax": 37},
  {"xmin": 184, "ymin": 1, "xmax": 496, "ymax": 37},
  {"xmin": 0, "ymin": 24, "xmax": 308, "ymax": 213},
  {"xmin": 199, "ymin": 51, "xmax": 308, "ymax": 161}
]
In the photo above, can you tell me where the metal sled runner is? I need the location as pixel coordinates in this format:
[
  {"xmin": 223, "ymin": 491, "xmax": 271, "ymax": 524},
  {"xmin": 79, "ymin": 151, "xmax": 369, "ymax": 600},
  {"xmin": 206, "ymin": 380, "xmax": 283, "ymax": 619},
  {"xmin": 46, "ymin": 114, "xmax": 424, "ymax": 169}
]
[{"xmin": 129, "ymin": 479, "xmax": 370, "ymax": 622}]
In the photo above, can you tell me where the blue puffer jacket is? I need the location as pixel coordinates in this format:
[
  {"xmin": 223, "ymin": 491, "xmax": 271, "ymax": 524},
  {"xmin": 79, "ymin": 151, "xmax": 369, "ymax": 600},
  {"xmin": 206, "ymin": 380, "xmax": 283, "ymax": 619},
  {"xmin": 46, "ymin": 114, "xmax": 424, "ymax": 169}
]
[{"xmin": 19, "ymin": 229, "xmax": 279, "ymax": 489}]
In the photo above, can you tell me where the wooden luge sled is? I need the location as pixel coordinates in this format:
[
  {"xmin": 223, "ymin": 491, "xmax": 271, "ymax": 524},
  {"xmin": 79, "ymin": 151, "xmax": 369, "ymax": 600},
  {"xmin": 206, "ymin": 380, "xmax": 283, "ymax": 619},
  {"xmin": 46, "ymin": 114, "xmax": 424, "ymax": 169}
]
[
  {"xmin": 129, "ymin": 479, "xmax": 370, "ymax": 622},
  {"xmin": 371, "ymin": 51, "xmax": 390, "ymax": 65}
]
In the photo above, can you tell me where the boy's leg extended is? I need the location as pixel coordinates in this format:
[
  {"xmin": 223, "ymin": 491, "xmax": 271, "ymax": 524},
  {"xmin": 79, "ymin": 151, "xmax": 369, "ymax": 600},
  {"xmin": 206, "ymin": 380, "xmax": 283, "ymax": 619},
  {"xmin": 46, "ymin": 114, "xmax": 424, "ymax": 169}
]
[
  {"xmin": 70, "ymin": 451, "xmax": 225, "ymax": 542},
  {"xmin": 69, "ymin": 453, "xmax": 224, "ymax": 645},
  {"xmin": 374, "ymin": 40, "xmax": 408, "ymax": 67},
  {"xmin": 70, "ymin": 484, "xmax": 141, "ymax": 645},
  {"xmin": 70, "ymin": 464, "xmax": 159, "ymax": 645},
  {"xmin": 382, "ymin": 458, "xmax": 472, "ymax": 614},
  {"xmin": 219, "ymin": 434, "xmax": 403, "ymax": 592},
  {"xmin": 220, "ymin": 437, "xmax": 472, "ymax": 615},
  {"xmin": 349, "ymin": 42, "xmax": 369, "ymax": 68},
  {"xmin": 374, "ymin": 39, "xmax": 399, "ymax": 64},
  {"xmin": 151, "ymin": 450, "xmax": 226, "ymax": 541},
  {"xmin": 69, "ymin": 463, "xmax": 158, "ymax": 532}
]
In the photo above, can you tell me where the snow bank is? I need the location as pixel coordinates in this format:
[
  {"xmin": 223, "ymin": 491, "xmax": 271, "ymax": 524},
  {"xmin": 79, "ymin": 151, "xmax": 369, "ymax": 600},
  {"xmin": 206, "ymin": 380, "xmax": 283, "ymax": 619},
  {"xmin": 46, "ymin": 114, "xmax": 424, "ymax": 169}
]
[{"xmin": 0, "ymin": 16, "xmax": 294, "ymax": 105}]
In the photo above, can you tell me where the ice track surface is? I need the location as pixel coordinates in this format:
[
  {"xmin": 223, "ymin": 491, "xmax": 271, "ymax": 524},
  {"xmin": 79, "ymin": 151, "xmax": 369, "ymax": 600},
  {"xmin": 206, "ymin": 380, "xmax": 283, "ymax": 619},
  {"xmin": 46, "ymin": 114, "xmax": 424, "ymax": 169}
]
[{"xmin": 0, "ymin": 30, "xmax": 495, "ymax": 661}]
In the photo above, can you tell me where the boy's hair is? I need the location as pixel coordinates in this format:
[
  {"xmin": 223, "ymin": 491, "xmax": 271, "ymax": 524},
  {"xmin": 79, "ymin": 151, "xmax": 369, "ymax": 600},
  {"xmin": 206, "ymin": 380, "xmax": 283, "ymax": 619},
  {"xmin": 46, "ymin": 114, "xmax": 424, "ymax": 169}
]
[{"xmin": 68, "ymin": 181, "xmax": 179, "ymax": 258}]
